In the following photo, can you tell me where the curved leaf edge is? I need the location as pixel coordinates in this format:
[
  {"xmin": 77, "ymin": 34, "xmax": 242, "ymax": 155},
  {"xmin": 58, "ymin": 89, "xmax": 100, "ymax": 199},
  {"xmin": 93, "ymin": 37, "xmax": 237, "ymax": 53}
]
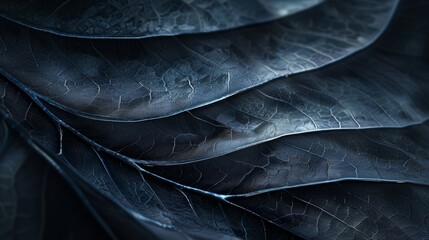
[
  {"xmin": 0, "ymin": 0, "xmax": 400, "ymax": 122},
  {"xmin": 0, "ymin": 0, "xmax": 325, "ymax": 39}
]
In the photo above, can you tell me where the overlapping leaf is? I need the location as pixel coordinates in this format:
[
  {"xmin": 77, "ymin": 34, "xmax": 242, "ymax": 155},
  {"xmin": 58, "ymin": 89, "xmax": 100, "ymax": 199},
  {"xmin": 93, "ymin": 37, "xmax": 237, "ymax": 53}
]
[
  {"xmin": 149, "ymin": 121, "xmax": 429, "ymax": 195},
  {"xmin": 0, "ymin": 0, "xmax": 428, "ymax": 239},
  {"xmin": 0, "ymin": 73, "xmax": 297, "ymax": 240},
  {"xmin": 0, "ymin": 0, "xmax": 324, "ymax": 38},
  {"xmin": 2, "ymin": 79, "xmax": 429, "ymax": 239},
  {"xmin": 0, "ymin": 0, "xmax": 398, "ymax": 121},
  {"xmin": 39, "ymin": 48, "xmax": 429, "ymax": 165},
  {"xmin": 0, "ymin": 81, "xmax": 212, "ymax": 240}
]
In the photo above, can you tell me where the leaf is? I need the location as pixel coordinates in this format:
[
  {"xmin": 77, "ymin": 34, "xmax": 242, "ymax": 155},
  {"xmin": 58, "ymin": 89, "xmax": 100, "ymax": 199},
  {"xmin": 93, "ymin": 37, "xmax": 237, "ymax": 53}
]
[
  {"xmin": 0, "ymin": 120, "xmax": 112, "ymax": 240},
  {"xmin": 0, "ymin": 0, "xmax": 324, "ymax": 38},
  {"xmin": 39, "ymin": 47, "xmax": 429, "ymax": 165},
  {"xmin": 149, "ymin": 121, "xmax": 429, "ymax": 196},
  {"xmin": 62, "ymin": 140, "xmax": 297, "ymax": 240},
  {"xmin": 0, "ymin": 1, "xmax": 428, "ymax": 239},
  {"xmin": 0, "ymin": 0, "xmax": 398, "ymax": 120},
  {"xmin": 231, "ymin": 181, "xmax": 429, "ymax": 239},
  {"xmin": 0, "ymin": 72, "xmax": 298, "ymax": 240}
]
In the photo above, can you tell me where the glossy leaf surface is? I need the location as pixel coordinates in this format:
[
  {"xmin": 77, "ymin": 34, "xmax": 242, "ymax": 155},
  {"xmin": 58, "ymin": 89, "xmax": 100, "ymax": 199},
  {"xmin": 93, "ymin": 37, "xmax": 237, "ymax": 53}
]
[
  {"xmin": 42, "ymin": 49, "xmax": 429, "ymax": 165},
  {"xmin": 0, "ymin": 74, "xmax": 297, "ymax": 240},
  {"xmin": 150, "ymin": 121, "xmax": 429, "ymax": 195},
  {"xmin": 0, "ymin": 0, "xmax": 428, "ymax": 239},
  {"xmin": 0, "ymin": 0, "xmax": 398, "ymax": 121},
  {"xmin": 0, "ymin": 0, "xmax": 324, "ymax": 38}
]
